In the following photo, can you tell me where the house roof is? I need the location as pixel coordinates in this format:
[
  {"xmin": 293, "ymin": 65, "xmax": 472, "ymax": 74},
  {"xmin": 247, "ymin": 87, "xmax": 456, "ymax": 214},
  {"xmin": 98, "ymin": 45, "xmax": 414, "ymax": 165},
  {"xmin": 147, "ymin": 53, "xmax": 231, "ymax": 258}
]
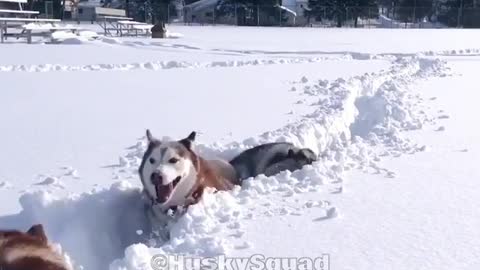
[
  {"xmin": 77, "ymin": 0, "xmax": 103, "ymax": 7},
  {"xmin": 185, "ymin": 0, "xmax": 218, "ymax": 12},
  {"xmin": 0, "ymin": 0, "xmax": 27, "ymax": 3}
]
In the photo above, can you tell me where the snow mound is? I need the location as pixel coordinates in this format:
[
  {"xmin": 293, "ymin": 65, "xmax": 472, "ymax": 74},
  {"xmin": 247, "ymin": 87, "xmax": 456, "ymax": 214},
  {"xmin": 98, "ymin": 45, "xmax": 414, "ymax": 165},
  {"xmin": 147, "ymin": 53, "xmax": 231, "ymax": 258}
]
[
  {"xmin": 0, "ymin": 182, "xmax": 148, "ymax": 270},
  {"xmin": 52, "ymin": 30, "xmax": 100, "ymax": 44},
  {"xmin": 0, "ymin": 57, "xmax": 341, "ymax": 73},
  {"xmin": 166, "ymin": 31, "xmax": 184, "ymax": 39}
]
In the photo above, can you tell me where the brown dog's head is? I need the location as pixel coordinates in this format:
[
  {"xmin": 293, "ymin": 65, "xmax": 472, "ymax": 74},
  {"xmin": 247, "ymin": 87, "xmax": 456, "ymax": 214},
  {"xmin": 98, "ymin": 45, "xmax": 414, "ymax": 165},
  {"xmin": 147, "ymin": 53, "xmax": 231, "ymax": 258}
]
[
  {"xmin": 0, "ymin": 224, "xmax": 48, "ymax": 245},
  {"xmin": 0, "ymin": 224, "xmax": 72, "ymax": 270}
]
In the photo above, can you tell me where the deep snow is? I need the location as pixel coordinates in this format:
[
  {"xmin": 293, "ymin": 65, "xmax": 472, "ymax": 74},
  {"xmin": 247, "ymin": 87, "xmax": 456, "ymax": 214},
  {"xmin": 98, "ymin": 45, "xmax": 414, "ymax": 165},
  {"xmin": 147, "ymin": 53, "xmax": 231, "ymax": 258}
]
[{"xmin": 1, "ymin": 26, "xmax": 479, "ymax": 270}]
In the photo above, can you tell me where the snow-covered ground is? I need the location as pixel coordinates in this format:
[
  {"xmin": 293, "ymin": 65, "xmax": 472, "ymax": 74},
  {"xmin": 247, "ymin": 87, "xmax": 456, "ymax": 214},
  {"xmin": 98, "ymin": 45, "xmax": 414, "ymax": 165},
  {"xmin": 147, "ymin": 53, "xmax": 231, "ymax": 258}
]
[{"xmin": 1, "ymin": 26, "xmax": 479, "ymax": 270}]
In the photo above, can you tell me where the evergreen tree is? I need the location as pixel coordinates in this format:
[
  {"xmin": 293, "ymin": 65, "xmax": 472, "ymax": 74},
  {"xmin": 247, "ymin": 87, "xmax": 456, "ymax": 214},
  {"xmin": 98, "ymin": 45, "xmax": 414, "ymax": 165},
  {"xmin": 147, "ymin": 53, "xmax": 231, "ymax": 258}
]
[
  {"xmin": 437, "ymin": 0, "xmax": 480, "ymax": 27},
  {"xmin": 28, "ymin": 0, "xmax": 64, "ymax": 18},
  {"xmin": 306, "ymin": 0, "xmax": 378, "ymax": 27},
  {"xmin": 128, "ymin": 0, "xmax": 176, "ymax": 23},
  {"xmin": 393, "ymin": 0, "xmax": 433, "ymax": 23},
  {"xmin": 216, "ymin": 0, "xmax": 282, "ymax": 26},
  {"xmin": 348, "ymin": 0, "xmax": 379, "ymax": 27}
]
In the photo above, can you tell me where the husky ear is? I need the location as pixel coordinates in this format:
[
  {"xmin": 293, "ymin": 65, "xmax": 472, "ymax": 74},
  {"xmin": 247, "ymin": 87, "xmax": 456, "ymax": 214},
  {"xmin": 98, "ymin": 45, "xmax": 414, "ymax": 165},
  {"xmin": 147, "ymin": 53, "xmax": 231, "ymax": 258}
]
[
  {"xmin": 180, "ymin": 131, "xmax": 196, "ymax": 150},
  {"xmin": 186, "ymin": 131, "xmax": 196, "ymax": 141},
  {"xmin": 146, "ymin": 129, "xmax": 154, "ymax": 143},
  {"xmin": 27, "ymin": 224, "xmax": 48, "ymax": 244}
]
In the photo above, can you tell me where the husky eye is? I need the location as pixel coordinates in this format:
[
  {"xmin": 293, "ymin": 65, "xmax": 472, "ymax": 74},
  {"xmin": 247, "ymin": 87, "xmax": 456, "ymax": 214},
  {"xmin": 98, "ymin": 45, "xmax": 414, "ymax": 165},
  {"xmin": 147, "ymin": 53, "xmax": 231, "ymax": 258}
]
[
  {"xmin": 149, "ymin": 158, "xmax": 156, "ymax": 164},
  {"xmin": 169, "ymin": 158, "xmax": 179, "ymax": 164}
]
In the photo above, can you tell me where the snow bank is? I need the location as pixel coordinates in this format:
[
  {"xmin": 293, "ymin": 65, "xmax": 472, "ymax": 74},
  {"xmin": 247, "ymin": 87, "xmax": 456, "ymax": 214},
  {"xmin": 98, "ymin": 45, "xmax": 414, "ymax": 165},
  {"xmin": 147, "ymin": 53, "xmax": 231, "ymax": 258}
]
[
  {"xmin": 165, "ymin": 31, "xmax": 184, "ymax": 39},
  {"xmin": 0, "ymin": 182, "xmax": 148, "ymax": 270},
  {"xmin": 50, "ymin": 29, "xmax": 100, "ymax": 44},
  {"xmin": 0, "ymin": 56, "xmax": 349, "ymax": 72}
]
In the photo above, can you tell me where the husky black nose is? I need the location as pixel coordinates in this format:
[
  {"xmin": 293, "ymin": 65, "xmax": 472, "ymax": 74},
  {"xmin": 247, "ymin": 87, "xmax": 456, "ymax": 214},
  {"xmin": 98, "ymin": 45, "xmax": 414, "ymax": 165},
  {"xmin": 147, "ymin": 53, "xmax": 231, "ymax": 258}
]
[{"xmin": 150, "ymin": 172, "xmax": 163, "ymax": 185}]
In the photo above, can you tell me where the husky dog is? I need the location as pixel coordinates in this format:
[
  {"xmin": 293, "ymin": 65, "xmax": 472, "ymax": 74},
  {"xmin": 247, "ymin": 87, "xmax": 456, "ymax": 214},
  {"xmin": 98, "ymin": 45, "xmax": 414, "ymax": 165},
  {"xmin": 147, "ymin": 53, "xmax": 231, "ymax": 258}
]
[
  {"xmin": 139, "ymin": 130, "xmax": 239, "ymax": 215},
  {"xmin": 0, "ymin": 224, "xmax": 71, "ymax": 270},
  {"xmin": 229, "ymin": 142, "xmax": 317, "ymax": 180}
]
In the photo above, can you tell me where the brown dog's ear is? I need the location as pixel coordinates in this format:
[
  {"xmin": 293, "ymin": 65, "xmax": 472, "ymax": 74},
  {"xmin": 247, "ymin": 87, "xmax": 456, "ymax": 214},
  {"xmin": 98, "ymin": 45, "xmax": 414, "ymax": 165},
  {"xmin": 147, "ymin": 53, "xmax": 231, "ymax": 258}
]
[
  {"xmin": 27, "ymin": 224, "xmax": 48, "ymax": 244},
  {"xmin": 180, "ymin": 131, "xmax": 196, "ymax": 150}
]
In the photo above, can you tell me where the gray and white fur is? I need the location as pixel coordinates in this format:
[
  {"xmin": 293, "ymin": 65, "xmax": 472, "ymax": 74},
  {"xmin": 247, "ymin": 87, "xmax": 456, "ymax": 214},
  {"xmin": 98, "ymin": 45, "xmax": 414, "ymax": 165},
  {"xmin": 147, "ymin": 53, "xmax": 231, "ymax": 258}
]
[{"xmin": 229, "ymin": 142, "xmax": 317, "ymax": 180}]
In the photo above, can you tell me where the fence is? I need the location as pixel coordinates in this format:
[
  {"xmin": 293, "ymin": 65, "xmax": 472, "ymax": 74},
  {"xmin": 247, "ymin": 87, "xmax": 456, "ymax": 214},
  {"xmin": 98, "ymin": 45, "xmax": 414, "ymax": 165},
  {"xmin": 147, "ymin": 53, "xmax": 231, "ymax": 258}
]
[{"xmin": 121, "ymin": 3, "xmax": 480, "ymax": 29}]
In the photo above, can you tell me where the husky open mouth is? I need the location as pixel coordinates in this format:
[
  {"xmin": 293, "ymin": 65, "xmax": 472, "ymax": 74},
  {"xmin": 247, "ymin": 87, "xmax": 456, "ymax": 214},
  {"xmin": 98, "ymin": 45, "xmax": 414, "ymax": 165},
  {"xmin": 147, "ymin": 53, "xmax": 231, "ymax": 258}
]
[{"xmin": 152, "ymin": 175, "xmax": 181, "ymax": 203}]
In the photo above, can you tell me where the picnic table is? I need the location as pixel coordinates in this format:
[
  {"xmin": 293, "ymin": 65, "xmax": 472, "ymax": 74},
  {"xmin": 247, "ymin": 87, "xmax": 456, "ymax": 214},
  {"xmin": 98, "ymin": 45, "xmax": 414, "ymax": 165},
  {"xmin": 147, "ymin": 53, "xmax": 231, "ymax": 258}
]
[
  {"xmin": 0, "ymin": 0, "xmax": 77, "ymax": 43},
  {"xmin": 0, "ymin": 18, "xmax": 82, "ymax": 43},
  {"xmin": 0, "ymin": 9, "xmax": 39, "ymax": 16}
]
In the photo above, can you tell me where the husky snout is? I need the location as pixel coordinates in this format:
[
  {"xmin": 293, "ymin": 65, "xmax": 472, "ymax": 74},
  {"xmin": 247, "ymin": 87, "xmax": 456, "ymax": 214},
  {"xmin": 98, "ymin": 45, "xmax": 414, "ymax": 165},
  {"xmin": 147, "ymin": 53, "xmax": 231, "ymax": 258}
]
[{"xmin": 150, "ymin": 171, "xmax": 163, "ymax": 185}]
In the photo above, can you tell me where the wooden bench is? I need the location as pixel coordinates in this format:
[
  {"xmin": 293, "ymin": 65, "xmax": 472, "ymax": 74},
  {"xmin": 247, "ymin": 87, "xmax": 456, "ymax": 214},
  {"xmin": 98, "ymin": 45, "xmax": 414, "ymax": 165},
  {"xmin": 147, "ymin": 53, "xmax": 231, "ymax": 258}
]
[
  {"xmin": 96, "ymin": 15, "xmax": 133, "ymax": 36},
  {"xmin": 94, "ymin": 7, "xmax": 152, "ymax": 37},
  {"xmin": 0, "ymin": 9, "xmax": 39, "ymax": 16},
  {"xmin": 117, "ymin": 20, "xmax": 152, "ymax": 36},
  {"xmin": 0, "ymin": 0, "xmax": 27, "ymax": 11},
  {"xmin": 0, "ymin": 18, "xmax": 81, "ymax": 43}
]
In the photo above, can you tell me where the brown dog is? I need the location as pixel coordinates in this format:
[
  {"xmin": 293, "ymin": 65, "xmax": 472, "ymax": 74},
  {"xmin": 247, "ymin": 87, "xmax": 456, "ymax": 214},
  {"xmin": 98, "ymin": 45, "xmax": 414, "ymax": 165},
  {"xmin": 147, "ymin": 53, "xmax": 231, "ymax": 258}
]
[{"xmin": 0, "ymin": 224, "xmax": 71, "ymax": 270}]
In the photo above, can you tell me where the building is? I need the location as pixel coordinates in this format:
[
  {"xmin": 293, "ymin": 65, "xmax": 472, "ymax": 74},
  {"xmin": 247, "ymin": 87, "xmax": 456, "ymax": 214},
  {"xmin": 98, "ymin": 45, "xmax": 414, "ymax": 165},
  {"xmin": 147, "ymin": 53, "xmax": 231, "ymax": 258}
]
[
  {"xmin": 184, "ymin": 0, "xmax": 310, "ymax": 26},
  {"xmin": 72, "ymin": 0, "xmax": 126, "ymax": 21}
]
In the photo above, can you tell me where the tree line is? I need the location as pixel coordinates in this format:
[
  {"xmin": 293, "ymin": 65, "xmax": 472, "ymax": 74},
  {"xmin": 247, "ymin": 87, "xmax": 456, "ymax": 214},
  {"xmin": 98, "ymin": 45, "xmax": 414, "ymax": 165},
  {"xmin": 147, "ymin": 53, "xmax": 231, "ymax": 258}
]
[{"xmin": 27, "ymin": 0, "xmax": 480, "ymax": 27}]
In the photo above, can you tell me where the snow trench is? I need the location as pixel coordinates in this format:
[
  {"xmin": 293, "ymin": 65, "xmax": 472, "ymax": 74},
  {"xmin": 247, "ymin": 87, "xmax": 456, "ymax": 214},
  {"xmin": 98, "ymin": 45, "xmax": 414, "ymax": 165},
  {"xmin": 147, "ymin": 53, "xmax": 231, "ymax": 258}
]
[
  {"xmin": 0, "ymin": 55, "xmax": 373, "ymax": 73},
  {"xmin": 0, "ymin": 56, "xmax": 450, "ymax": 270}
]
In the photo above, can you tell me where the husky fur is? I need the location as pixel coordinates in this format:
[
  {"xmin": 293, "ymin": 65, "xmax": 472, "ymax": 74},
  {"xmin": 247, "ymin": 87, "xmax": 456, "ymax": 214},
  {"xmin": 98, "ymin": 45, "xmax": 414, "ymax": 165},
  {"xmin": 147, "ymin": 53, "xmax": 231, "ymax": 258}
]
[
  {"xmin": 138, "ymin": 130, "xmax": 240, "ymax": 213},
  {"xmin": 0, "ymin": 224, "xmax": 71, "ymax": 270},
  {"xmin": 229, "ymin": 142, "xmax": 317, "ymax": 180}
]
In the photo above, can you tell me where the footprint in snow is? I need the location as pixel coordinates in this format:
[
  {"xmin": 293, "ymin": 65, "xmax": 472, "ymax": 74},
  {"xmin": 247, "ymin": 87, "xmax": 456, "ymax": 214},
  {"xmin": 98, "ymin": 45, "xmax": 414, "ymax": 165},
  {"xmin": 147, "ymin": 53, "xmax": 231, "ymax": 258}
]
[
  {"xmin": 229, "ymin": 230, "xmax": 245, "ymax": 238},
  {"xmin": 386, "ymin": 171, "xmax": 397, "ymax": 178},
  {"xmin": 438, "ymin": 115, "xmax": 450, "ymax": 120},
  {"xmin": 234, "ymin": 242, "xmax": 252, "ymax": 250},
  {"xmin": 264, "ymin": 210, "xmax": 274, "ymax": 217},
  {"xmin": 458, "ymin": 149, "xmax": 469, "ymax": 153},
  {"xmin": 279, "ymin": 208, "xmax": 290, "ymax": 216},
  {"xmin": 313, "ymin": 207, "xmax": 339, "ymax": 222},
  {"xmin": 417, "ymin": 145, "xmax": 428, "ymax": 152},
  {"xmin": 304, "ymin": 201, "xmax": 325, "ymax": 209},
  {"xmin": 34, "ymin": 177, "xmax": 65, "ymax": 189},
  {"xmin": 119, "ymin": 157, "xmax": 129, "ymax": 167},
  {"xmin": 0, "ymin": 181, "xmax": 13, "ymax": 189},
  {"xmin": 330, "ymin": 186, "xmax": 343, "ymax": 194},
  {"xmin": 62, "ymin": 167, "xmax": 80, "ymax": 179},
  {"xmin": 295, "ymin": 100, "xmax": 305, "ymax": 104},
  {"xmin": 429, "ymin": 97, "xmax": 437, "ymax": 101},
  {"xmin": 227, "ymin": 222, "xmax": 241, "ymax": 230},
  {"xmin": 126, "ymin": 141, "xmax": 145, "ymax": 150},
  {"xmin": 436, "ymin": 126, "xmax": 446, "ymax": 132}
]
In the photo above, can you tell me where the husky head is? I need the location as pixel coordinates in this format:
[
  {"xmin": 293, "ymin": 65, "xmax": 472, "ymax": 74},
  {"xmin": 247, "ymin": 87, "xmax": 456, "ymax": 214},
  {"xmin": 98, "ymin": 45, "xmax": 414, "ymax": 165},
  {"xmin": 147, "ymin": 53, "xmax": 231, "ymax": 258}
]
[
  {"xmin": 139, "ymin": 130, "xmax": 198, "ymax": 206},
  {"xmin": 287, "ymin": 147, "xmax": 318, "ymax": 166}
]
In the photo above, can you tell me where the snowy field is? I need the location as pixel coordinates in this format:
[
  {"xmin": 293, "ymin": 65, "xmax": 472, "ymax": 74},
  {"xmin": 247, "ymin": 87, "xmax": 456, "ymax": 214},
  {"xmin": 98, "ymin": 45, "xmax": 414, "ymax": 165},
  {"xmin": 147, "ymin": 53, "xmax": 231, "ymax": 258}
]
[{"xmin": 1, "ymin": 25, "xmax": 480, "ymax": 270}]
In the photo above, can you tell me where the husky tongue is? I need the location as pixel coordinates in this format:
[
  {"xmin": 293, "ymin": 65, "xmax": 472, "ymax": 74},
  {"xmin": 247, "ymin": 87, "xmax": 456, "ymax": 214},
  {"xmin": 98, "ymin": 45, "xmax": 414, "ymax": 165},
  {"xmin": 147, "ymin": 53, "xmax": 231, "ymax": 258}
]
[{"xmin": 156, "ymin": 183, "xmax": 173, "ymax": 203}]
